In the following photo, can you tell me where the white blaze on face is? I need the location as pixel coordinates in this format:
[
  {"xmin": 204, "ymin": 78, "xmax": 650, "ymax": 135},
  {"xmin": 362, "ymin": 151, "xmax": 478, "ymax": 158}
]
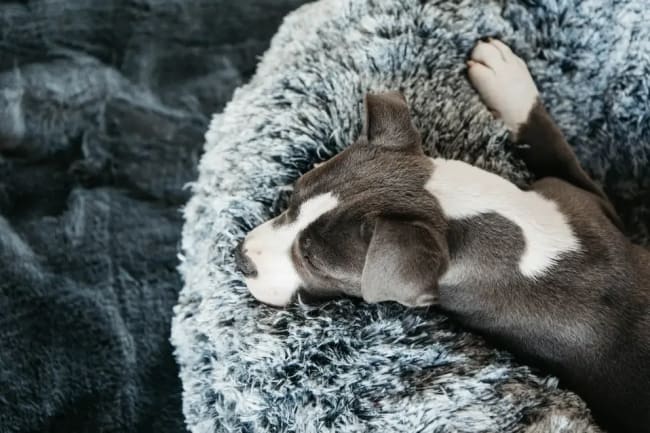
[
  {"xmin": 427, "ymin": 158, "xmax": 580, "ymax": 279},
  {"xmin": 242, "ymin": 192, "xmax": 339, "ymax": 306}
]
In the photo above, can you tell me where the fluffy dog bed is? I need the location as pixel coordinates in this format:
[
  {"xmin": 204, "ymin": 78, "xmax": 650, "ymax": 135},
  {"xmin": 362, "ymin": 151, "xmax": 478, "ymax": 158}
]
[{"xmin": 171, "ymin": 0, "xmax": 650, "ymax": 432}]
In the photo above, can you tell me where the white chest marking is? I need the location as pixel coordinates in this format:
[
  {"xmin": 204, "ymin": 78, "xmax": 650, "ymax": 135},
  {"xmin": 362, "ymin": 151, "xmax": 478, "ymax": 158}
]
[
  {"xmin": 426, "ymin": 158, "xmax": 580, "ymax": 279},
  {"xmin": 243, "ymin": 192, "xmax": 339, "ymax": 306}
]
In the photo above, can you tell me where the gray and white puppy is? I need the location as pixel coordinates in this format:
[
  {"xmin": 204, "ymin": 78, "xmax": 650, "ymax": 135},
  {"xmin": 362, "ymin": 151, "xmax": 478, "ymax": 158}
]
[{"xmin": 235, "ymin": 38, "xmax": 650, "ymax": 433}]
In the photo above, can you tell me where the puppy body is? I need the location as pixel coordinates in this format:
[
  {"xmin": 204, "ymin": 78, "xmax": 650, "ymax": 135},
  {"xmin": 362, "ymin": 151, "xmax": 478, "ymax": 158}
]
[
  {"xmin": 455, "ymin": 40, "xmax": 650, "ymax": 431},
  {"xmin": 429, "ymin": 121, "xmax": 650, "ymax": 433},
  {"xmin": 237, "ymin": 39, "xmax": 650, "ymax": 432}
]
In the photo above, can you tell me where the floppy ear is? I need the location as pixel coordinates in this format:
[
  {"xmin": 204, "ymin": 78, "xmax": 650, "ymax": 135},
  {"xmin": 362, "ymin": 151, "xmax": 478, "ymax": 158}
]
[
  {"xmin": 361, "ymin": 217, "xmax": 446, "ymax": 307},
  {"xmin": 361, "ymin": 92, "xmax": 423, "ymax": 153}
]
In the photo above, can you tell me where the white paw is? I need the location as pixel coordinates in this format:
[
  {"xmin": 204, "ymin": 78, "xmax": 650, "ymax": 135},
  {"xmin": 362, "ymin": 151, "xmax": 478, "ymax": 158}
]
[{"xmin": 468, "ymin": 38, "xmax": 539, "ymax": 134}]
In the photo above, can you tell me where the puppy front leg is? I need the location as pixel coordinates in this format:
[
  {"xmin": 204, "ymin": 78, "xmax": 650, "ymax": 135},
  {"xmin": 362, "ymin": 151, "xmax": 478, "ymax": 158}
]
[{"xmin": 467, "ymin": 38, "xmax": 606, "ymax": 200}]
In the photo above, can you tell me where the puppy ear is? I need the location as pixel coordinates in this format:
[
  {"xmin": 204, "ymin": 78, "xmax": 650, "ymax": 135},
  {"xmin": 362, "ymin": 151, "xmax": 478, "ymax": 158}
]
[
  {"xmin": 361, "ymin": 217, "xmax": 446, "ymax": 307},
  {"xmin": 361, "ymin": 92, "xmax": 423, "ymax": 153}
]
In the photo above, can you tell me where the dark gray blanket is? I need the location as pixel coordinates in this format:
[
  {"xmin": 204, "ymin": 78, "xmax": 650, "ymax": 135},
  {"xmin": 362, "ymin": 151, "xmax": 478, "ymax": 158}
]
[{"xmin": 0, "ymin": 1, "xmax": 306, "ymax": 432}]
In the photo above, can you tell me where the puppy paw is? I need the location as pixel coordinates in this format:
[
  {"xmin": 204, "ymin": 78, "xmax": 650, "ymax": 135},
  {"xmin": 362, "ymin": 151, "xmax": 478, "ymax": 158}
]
[{"xmin": 467, "ymin": 38, "xmax": 539, "ymax": 134}]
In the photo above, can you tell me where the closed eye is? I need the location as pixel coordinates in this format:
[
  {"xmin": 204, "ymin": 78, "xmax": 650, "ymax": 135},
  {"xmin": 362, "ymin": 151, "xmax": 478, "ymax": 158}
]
[
  {"xmin": 302, "ymin": 239, "xmax": 320, "ymax": 271},
  {"xmin": 294, "ymin": 237, "xmax": 321, "ymax": 273},
  {"xmin": 303, "ymin": 253, "xmax": 319, "ymax": 271}
]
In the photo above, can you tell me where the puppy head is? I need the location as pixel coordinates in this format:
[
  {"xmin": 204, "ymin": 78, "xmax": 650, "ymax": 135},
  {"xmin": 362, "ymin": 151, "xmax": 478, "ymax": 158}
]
[{"xmin": 237, "ymin": 92, "xmax": 448, "ymax": 307}]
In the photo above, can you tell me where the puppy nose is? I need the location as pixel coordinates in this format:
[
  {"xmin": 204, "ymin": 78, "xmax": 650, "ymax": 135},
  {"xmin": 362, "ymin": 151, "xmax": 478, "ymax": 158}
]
[{"xmin": 234, "ymin": 240, "xmax": 257, "ymax": 278}]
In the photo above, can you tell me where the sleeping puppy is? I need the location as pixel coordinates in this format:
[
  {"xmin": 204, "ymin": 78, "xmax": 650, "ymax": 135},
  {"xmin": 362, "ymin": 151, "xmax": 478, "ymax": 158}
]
[{"xmin": 235, "ymin": 38, "xmax": 650, "ymax": 433}]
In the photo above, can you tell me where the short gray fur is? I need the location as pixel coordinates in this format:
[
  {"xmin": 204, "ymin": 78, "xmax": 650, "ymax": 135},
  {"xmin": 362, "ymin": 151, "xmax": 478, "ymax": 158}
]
[{"xmin": 172, "ymin": 0, "xmax": 650, "ymax": 432}]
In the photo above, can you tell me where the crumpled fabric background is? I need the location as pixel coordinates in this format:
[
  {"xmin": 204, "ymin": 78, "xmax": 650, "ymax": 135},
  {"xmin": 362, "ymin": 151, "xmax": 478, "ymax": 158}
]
[
  {"xmin": 0, "ymin": 1, "xmax": 307, "ymax": 432},
  {"xmin": 172, "ymin": 0, "xmax": 649, "ymax": 432}
]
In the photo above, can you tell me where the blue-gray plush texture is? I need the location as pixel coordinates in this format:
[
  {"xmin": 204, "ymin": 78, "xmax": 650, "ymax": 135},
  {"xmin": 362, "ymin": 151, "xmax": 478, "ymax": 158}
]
[
  {"xmin": 0, "ymin": 1, "xmax": 307, "ymax": 432},
  {"xmin": 172, "ymin": 0, "xmax": 649, "ymax": 432}
]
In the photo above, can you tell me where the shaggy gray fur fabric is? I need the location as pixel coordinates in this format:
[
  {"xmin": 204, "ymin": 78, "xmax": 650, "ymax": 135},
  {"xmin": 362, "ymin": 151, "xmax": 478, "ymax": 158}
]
[{"xmin": 172, "ymin": 0, "xmax": 650, "ymax": 432}]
